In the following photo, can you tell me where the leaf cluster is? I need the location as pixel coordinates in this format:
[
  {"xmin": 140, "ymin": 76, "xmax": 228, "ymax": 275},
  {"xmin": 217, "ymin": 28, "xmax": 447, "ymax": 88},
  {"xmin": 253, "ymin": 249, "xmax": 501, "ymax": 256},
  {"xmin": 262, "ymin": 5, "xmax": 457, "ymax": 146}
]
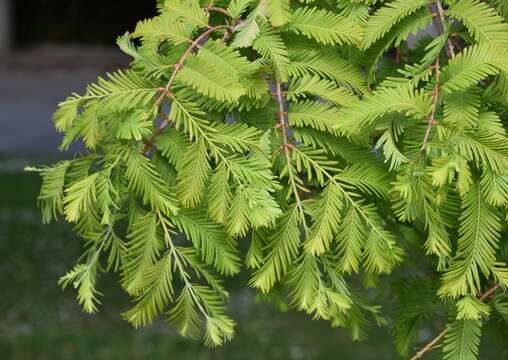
[{"xmin": 34, "ymin": 0, "xmax": 508, "ymax": 357}]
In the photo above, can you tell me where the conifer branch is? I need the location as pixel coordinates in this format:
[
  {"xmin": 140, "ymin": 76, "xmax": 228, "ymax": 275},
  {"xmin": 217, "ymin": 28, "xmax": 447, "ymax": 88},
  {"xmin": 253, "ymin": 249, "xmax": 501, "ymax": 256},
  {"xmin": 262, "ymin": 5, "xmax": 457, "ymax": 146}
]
[
  {"xmin": 205, "ymin": 5, "xmax": 232, "ymax": 18},
  {"xmin": 421, "ymin": 57, "xmax": 442, "ymax": 151},
  {"xmin": 38, "ymin": 0, "xmax": 508, "ymax": 349},
  {"xmin": 429, "ymin": 0, "xmax": 456, "ymax": 58},
  {"xmin": 159, "ymin": 26, "xmax": 230, "ymax": 104},
  {"xmin": 157, "ymin": 211, "xmax": 208, "ymax": 317},
  {"xmin": 409, "ymin": 283, "xmax": 502, "ymax": 360},
  {"xmin": 274, "ymin": 80, "xmax": 309, "ymax": 235},
  {"xmin": 143, "ymin": 24, "xmax": 229, "ymax": 153},
  {"xmin": 421, "ymin": 0, "xmax": 455, "ymax": 152},
  {"xmin": 143, "ymin": 19, "xmax": 244, "ymax": 154}
]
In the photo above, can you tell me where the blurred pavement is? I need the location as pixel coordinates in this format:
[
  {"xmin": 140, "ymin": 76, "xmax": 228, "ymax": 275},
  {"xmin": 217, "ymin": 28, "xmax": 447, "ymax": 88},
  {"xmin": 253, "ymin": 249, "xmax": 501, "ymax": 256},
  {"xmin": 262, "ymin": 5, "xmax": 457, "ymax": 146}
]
[{"xmin": 0, "ymin": 45, "xmax": 129, "ymax": 157}]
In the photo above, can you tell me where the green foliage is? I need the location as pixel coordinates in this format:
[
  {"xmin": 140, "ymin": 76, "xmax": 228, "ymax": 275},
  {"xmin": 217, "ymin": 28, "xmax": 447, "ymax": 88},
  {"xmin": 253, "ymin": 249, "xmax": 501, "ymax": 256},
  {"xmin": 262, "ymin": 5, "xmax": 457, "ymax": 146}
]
[
  {"xmin": 337, "ymin": 87, "xmax": 432, "ymax": 135},
  {"xmin": 439, "ymin": 183, "xmax": 502, "ymax": 298},
  {"xmin": 446, "ymin": 0, "xmax": 508, "ymax": 46},
  {"xmin": 33, "ymin": 0, "xmax": 508, "ymax": 356},
  {"xmin": 440, "ymin": 44, "xmax": 508, "ymax": 93},
  {"xmin": 362, "ymin": 0, "xmax": 428, "ymax": 49},
  {"xmin": 443, "ymin": 319, "xmax": 483, "ymax": 360},
  {"xmin": 267, "ymin": 0, "xmax": 290, "ymax": 27},
  {"xmin": 288, "ymin": 7, "xmax": 363, "ymax": 46},
  {"xmin": 37, "ymin": 161, "xmax": 70, "ymax": 223}
]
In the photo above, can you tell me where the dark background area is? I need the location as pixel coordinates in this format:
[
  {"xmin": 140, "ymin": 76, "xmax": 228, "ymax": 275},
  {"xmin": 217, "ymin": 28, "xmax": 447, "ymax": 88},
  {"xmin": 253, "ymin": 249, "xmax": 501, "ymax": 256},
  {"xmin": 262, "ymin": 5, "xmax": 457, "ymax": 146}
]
[{"xmin": 13, "ymin": 0, "xmax": 157, "ymax": 45}]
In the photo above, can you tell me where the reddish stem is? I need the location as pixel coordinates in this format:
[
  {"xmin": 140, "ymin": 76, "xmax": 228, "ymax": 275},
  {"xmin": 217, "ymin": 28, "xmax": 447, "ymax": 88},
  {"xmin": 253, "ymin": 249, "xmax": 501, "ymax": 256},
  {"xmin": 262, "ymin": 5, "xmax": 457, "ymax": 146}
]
[
  {"xmin": 205, "ymin": 6, "xmax": 232, "ymax": 18},
  {"xmin": 409, "ymin": 283, "xmax": 502, "ymax": 360},
  {"xmin": 143, "ymin": 24, "xmax": 229, "ymax": 154},
  {"xmin": 421, "ymin": 56, "xmax": 441, "ymax": 152}
]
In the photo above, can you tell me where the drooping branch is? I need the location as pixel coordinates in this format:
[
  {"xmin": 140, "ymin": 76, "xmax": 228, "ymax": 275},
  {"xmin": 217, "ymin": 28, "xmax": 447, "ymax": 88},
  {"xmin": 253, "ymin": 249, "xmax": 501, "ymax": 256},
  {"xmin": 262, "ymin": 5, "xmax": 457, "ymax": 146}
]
[
  {"xmin": 412, "ymin": 4, "xmax": 501, "ymax": 357},
  {"xmin": 156, "ymin": 210, "xmax": 210, "ymax": 319},
  {"xmin": 409, "ymin": 283, "xmax": 502, "ymax": 360}
]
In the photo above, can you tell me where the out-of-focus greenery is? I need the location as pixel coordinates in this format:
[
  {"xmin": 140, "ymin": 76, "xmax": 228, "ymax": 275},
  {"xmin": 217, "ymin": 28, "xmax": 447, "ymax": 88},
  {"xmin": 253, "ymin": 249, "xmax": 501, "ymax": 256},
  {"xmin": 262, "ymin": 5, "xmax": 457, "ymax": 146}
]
[{"xmin": 0, "ymin": 166, "xmax": 499, "ymax": 359}]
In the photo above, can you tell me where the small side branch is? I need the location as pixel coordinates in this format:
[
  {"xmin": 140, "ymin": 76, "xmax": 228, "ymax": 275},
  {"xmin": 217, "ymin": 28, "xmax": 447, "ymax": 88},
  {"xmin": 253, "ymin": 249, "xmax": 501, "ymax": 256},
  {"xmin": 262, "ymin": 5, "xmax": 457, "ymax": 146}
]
[
  {"xmin": 429, "ymin": 0, "xmax": 455, "ymax": 58},
  {"xmin": 420, "ymin": 0, "xmax": 456, "ymax": 152},
  {"xmin": 409, "ymin": 328, "xmax": 447, "ymax": 360},
  {"xmin": 478, "ymin": 283, "xmax": 502, "ymax": 301},
  {"xmin": 409, "ymin": 283, "xmax": 502, "ymax": 360},
  {"xmin": 275, "ymin": 81, "xmax": 292, "ymax": 156},
  {"xmin": 421, "ymin": 57, "xmax": 441, "ymax": 152},
  {"xmin": 205, "ymin": 5, "xmax": 232, "ymax": 18},
  {"xmin": 142, "ymin": 24, "xmax": 229, "ymax": 154},
  {"xmin": 273, "ymin": 80, "xmax": 309, "ymax": 235},
  {"xmin": 157, "ymin": 24, "xmax": 230, "ymax": 106}
]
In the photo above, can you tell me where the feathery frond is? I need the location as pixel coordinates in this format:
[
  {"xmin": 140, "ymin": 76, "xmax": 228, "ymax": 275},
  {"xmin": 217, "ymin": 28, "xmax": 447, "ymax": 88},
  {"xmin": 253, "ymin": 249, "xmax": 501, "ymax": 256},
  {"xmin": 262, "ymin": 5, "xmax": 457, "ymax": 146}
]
[
  {"xmin": 252, "ymin": 21, "xmax": 290, "ymax": 80},
  {"xmin": 446, "ymin": 0, "xmax": 508, "ymax": 46},
  {"xmin": 362, "ymin": 0, "xmax": 428, "ymax": 49},
  {"xmin": 337, "ymin": 87, "xmax": 432, "ymax": 135},
  {"xmin": 125, "ymin": 148, "xmax": 179, "ymax": 215},
  {"xmin": 287, "ymin": 7, "xmax": 363, "ymax": 46},
  {"xmin": 439, "ymin": 183, "xmax": 503, "ymax": 297},
  {"xmin": 441, "ymin": 44, "xmax": 508, "ymax": 93},
  {"xmin": 443, "ymin": 320, "xmax": 482, "ymax": 360},
  {"xmin": 36, "ymin": 0, "xmax": 508, "ymax": 352},
  {"xmin": 250, "ymin": 206, "xmax": 302, "ymax": 292}
]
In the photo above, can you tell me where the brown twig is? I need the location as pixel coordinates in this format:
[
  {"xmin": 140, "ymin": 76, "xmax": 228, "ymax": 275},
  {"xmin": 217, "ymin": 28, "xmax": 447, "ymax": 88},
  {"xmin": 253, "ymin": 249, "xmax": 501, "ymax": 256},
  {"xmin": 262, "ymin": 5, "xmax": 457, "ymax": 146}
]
[
  {"xmin": 421, "ymin": 56, "xmax": 441, "ymax": 152},
  {"xmin": 478, "ymin": 283, "xmax": 502, "ymax": 301},
  {"xmin": 205, "ymin": 5, "xmax": 232, "ymax": 18},
  {"xmin": 419, "ymin": 0, "xmax": 457, "ymax": 152},
  {"xmin": 409, "ymin": 328, "xmax": 448, "ymax": 360},
  {"xmin": 409, "ymin": 283, "xmax": 502, "ymax": 360},
  {"xmin": 275, "ymin": 81, "xmax": 291, "ymax": 156},
  {"xmin": 142, "ymin": 24, "xmax": 230, "ymax": 154},
  {"xmin": 273, "ymin": 80, "xmax": 310, "ymax": 235},
  {"xmin": 429, "ymin": 0, "xmax": 456, "ymax": 58}
]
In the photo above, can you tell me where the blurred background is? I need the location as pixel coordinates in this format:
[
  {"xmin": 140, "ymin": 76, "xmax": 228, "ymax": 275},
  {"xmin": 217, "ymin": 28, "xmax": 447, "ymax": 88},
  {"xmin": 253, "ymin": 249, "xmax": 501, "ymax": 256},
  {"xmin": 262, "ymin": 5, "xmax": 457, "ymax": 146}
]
[{"xmin": 0, "ymin": 1, "xmax": 500, "ymax": 359}]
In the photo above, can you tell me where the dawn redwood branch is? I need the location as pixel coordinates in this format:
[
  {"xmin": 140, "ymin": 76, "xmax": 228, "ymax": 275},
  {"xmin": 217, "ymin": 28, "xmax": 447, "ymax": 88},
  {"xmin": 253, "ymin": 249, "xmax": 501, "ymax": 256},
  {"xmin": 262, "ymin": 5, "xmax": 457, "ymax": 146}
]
[
  {"xmin": 205, "ymin": 5, "xmax": 232, "ymax": 18},
  {"xmin": 429, "ymin": 0, "xmax": 456, "ymax": 58},
  {"xmin": 409, "ymin": 283, "xmax": 502, "ymax": 360},
  {"xmin": 421, "ymin": 57, "xmax": 441, "ymax": 151},
  {"xmin": 412, "ymin": 5, "xmax": 499, "ymax": 354},
  {"xmin": 273, "ymin": 79, "xmax": 310, "ymax": 235},
  {"xmin": 478, "ymin": 283, "xmax": 502, "ymax": 301},
  {"xmin": 420, "ymin": 0, "xmax": 456, "ymax": 152},
  {"xmin": 157, "ymin": 24, "xmax": 230, "ymax": 106},
  {"xmin": 142, "ymin": 24, "xmax": 230, "ymax": 154}
]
